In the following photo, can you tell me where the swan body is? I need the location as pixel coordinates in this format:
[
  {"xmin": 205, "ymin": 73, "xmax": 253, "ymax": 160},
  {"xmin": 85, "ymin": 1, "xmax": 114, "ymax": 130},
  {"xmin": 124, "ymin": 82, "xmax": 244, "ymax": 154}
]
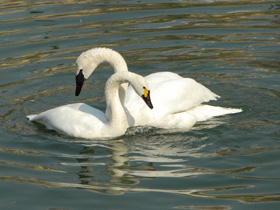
[
  {"xmin": 27, "ymin": 72, "xmax": 153, "ymax": 139},
  {"xmin": 124, "ymin": 76, "xmax": 218, "ymax": 126},
  {"xmin": 75, "ymin": 47, "xmax": 242, "ymax": 129}
]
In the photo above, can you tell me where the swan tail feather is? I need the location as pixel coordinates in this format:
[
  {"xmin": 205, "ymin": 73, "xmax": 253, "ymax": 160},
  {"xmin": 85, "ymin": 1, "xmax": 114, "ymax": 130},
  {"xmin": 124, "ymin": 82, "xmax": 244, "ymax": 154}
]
[{"xmin": 189, "ymin": 105, "xmax": 242, "ymax": 122}]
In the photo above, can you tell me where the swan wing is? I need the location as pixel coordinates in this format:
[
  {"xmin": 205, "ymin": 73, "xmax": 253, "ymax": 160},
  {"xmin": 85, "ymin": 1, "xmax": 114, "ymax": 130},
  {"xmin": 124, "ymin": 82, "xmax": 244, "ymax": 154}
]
[
  {"xmin": 151, "ymin": 78, "xmax": 220, "ymax": 115},
  {"xmin": 64, "ymin": 103, "xmax": 107, "ymax": 122},
  {"xmin": 27, "ymin": 103, "xmax": 108, "ymax": 138}
]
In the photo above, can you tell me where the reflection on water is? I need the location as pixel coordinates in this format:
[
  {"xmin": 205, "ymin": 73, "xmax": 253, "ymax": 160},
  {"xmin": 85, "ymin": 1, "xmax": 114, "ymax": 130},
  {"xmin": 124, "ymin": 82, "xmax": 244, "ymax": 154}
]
[
  {"xmin": 1, "ymin": 135, "xmax": 280, "ymax": 204},
  {"xmin": 0, "ymin": 0, "xmax": 280, "ymax": 209}
]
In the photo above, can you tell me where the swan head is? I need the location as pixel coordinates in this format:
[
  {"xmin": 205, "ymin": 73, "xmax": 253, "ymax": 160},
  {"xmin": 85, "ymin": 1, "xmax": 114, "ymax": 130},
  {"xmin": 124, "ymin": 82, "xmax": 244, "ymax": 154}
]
[
  {"xmin": 128, "ymin": 74, "xmax": 153, "ymax": 109},
  {"xmin": 75, "ymin": 50, "xmax": 98, "ymax": 96},
  {"xmin": 75, "ymin": 50, "xmax": 98, "ymax": 79},
  {"xmin": 75, "ymin": 48, "xmax": 129, "ymax": 96}
]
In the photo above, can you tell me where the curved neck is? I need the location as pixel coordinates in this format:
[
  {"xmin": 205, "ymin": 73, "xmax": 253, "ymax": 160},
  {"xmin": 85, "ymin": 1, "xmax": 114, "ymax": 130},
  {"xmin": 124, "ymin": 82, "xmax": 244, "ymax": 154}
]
[
  {"xmin": 105, "ymin": 75, "xmax": 129, "ymax": 135},
  {"xmin": 89, "ymin": 48, "xmax": 128, "ymax": 73},
  {"xmin": 88, "ymin": 48, "xmax": 129, "ymax": 116}
]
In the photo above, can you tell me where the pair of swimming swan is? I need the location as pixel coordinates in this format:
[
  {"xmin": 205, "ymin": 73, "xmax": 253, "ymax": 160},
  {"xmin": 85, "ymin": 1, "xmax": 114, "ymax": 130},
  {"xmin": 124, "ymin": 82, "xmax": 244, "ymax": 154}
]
[{"xmin": 27, "ymin": 47, "xmax": 242, "ymax": 139}]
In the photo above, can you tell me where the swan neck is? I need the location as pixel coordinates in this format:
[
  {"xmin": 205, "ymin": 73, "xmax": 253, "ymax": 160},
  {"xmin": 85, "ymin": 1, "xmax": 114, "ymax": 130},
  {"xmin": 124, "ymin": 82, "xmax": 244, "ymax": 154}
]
[
  {"xmin": 105, "ymin": 79, "xmax": 129, "ymax": 134},
  {"xmin": 93, "ymin": 48, "xmax": 128, "ymax": 73},
  {"xmin": 93, "ymin": 48, "xmax": 129, "ymax": 104}
]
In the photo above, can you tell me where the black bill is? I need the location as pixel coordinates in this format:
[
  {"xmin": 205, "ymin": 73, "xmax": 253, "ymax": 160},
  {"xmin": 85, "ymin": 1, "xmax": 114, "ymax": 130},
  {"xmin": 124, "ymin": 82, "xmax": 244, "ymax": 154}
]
[
  {"xmin": 142, "ymin": 90, "xmax": 153, "ymax": 109},
  {"xmin": 75, "ymin": 69, "xmax": 85, "ymax": 96}
]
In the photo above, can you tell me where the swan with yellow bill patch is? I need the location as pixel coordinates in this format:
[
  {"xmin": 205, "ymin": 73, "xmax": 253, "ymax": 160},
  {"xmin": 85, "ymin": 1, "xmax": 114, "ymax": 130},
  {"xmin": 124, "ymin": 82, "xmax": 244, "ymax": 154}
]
[{"xmin": 75, "ymin": 47, "xmax": 242, "ymax": 130}]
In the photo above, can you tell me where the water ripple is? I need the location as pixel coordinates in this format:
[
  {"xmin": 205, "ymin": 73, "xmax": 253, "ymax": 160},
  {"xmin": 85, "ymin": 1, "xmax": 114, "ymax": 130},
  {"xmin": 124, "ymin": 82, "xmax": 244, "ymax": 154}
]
[{"xmin": 0, "ymin": 0, "xmax": 280, "ymax": 209}]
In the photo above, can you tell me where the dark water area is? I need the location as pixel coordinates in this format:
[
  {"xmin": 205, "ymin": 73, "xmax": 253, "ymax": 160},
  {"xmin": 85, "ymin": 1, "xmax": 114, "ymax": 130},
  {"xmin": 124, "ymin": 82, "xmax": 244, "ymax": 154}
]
[{"xmin": 0, "ymin": 0, "xmax": 280, "ymax": 209}]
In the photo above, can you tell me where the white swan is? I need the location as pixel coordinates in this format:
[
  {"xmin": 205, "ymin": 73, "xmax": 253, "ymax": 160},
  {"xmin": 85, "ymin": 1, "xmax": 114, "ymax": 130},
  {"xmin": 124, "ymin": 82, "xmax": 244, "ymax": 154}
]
[
  {"xmin": 27, "ymin": 72, "xmax": 153, "ymax": 139},
  {"xmin": 75, "ymin": 47, "xmax": 242, "ymax": 129}
]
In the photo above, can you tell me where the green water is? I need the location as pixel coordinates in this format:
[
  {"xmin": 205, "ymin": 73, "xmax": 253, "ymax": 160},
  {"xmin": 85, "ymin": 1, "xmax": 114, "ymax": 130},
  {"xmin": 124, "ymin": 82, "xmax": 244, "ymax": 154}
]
[{"xmin": 1, "ymin": 0, "xmax": 280, "ymax": 209}]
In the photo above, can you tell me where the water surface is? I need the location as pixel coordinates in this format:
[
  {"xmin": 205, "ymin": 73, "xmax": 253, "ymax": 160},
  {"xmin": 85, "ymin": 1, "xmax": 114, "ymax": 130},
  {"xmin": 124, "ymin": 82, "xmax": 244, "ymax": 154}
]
[{"xmin": 0, "ymin": 0, "xmax": 280, "ymax": 209}]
